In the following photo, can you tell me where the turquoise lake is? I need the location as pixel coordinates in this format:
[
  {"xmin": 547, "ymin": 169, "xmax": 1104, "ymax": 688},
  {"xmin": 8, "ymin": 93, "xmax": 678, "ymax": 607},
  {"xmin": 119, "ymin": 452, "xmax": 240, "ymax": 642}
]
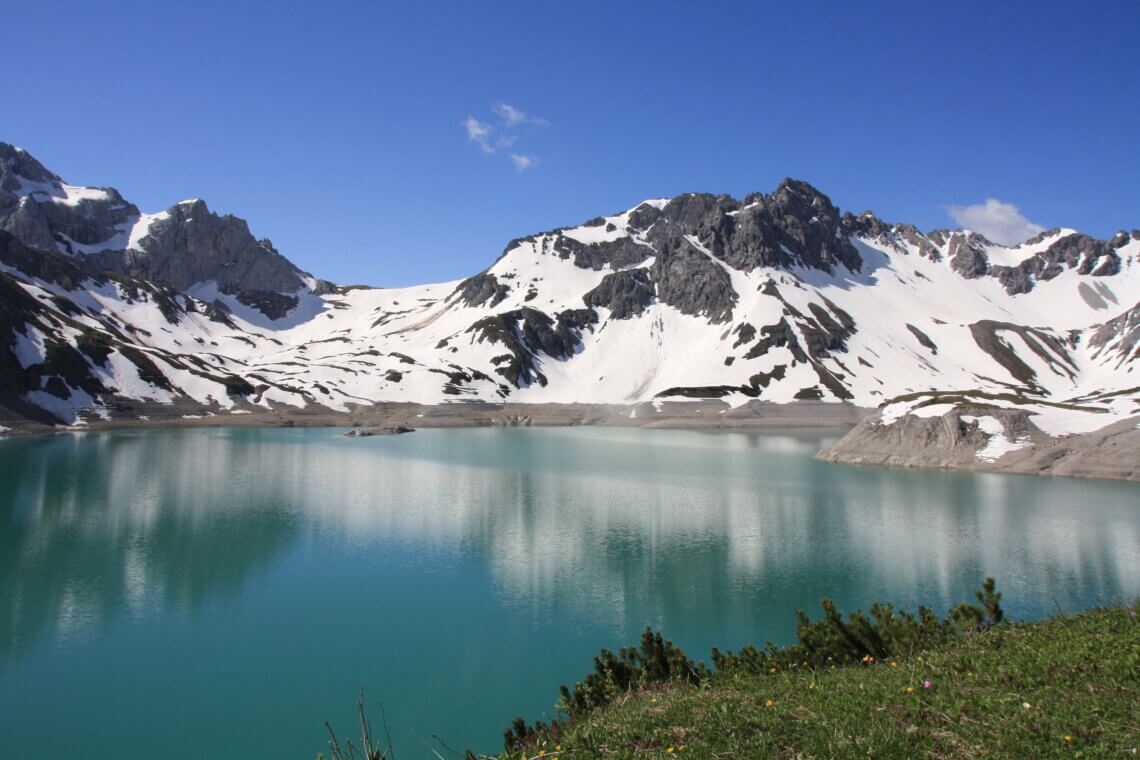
[{"xmin": 0, "ymin": 426, "xmax": 1137, "ymax": 758}]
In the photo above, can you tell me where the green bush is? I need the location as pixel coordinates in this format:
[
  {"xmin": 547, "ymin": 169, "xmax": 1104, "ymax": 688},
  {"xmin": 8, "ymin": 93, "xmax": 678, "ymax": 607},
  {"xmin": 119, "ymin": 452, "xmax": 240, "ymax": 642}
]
[{"xmin": 507, "ymin": 578, "xmax": 1006, "ymax": 751}]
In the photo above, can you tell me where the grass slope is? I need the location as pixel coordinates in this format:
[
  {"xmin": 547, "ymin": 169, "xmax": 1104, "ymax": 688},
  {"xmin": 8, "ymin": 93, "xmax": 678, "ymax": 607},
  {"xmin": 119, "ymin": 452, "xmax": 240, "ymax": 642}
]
[{"xmin": 501, "ymin": 606, "xmax": 1138, "ymax": 759}]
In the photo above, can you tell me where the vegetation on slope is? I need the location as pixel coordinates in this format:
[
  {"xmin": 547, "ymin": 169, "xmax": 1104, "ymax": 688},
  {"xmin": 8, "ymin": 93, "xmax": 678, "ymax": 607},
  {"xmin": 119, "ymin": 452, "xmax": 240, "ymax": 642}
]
[{"xmin": 320, "ymin": 581, "xmax": 1139, "ymax": 759}]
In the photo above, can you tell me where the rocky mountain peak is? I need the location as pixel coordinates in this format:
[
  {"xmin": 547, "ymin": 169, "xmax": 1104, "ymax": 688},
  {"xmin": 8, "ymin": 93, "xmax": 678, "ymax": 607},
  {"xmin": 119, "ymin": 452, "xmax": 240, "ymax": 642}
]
[
  {"xmin": 0, "ymin": 143, "xmax": 60, "ymax": 189},
  {"xmin": 0, "ymin": 144, "xmax": 330, "ymax": 317}
]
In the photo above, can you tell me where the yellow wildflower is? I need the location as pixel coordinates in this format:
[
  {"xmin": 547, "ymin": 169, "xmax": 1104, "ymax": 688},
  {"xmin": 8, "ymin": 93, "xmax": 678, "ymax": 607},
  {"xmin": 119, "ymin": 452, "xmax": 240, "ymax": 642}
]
[
  {"xmin": 890, "ymin": 661, "xmax": 897, "ymax": 667},
  {"xmin": 1064, "ymin": 736, "xmax": 1072, "ymax": 742},
  {"xmin": 666, "ymin": 748, "xmax": 674, "ymax": 754},
  {"xmin": 765, "ymin": 699, "xmax": 774, "ymax": 708},
  {"xmin": 905, "ymin": 687, "xmax": 914, "ymax": 694},
  {"xmin": 769, "ymin": 667, "xmax": 776, "ymax": 674},
  {"xmin": 651, "ymin": 698, "xmax": 658, "ymax": 704}
]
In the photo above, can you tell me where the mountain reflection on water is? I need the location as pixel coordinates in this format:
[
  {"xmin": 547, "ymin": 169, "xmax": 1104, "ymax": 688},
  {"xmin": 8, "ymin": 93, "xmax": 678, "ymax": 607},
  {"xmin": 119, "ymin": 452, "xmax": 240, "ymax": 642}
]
[
  {"xmin": 0, "ymin": 426, "xmax": 1136, "ymax": 757},
  {"xmin": 2, "ymin": 426, "xmax": 1135, "ymax": 666}
]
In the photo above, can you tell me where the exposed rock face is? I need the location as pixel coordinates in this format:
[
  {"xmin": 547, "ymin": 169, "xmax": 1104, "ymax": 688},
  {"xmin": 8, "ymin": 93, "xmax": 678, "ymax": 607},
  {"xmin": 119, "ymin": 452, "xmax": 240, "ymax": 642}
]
[
  {"xmin": 553, "ymin": 235, "xmax": 651, "ymax": 270},
  {"xmin": 620, "ymin": 180, "xmax": 865, "ymax": 274},
  {"xmin": 0, "ymin": 144, "xmax": 139, "ymax": 254},
  {"xmin": 0, "ymin": 143, "xmax": 325, "ymax": 319},
  {"xmin": 907, "ymin": 323, "xmax": 938, "ymax": 353},
  {"xmin": 235, "ymin": 290, "xmax": 300, "ymax": 321},
  {"xmin": 582, "ymin": 268, "xmax": 653, "ymax": 318},
  {"xmin": 628, "ymin": 193, "xmax": 738, "ymax": 243},
  {"xmin": 651, "ymin": 237, "xmax": 736, "ymax": 323},
  {"xmin": 1088, "ymin": 300, "xmax": 1140, "ymax": 366},
  {"xmin": 0, "ymin": 143, "xmax": 57, "ymax": 188},
  {"xmin": 454, "ymin": 272, "xmax": 510, "ymax": 307},
  {"xmin": 969, "ymin": 321, "xmax": 1078, "ymax": 387},
  {"xmin": 819, "ymin": 407, "xmax": 1140, "ymax": 482},
  {"xmin": 106, "ymin": 200, "xmax": 307, "ymax": 294},
  {"xmin": 0, "ymin": 229, "xmax": 96, "ymax": 289},
  {"xmin": 819, "ymin": 405, "xmax": 1038, "ymax": 468},
  {"xmin": 743, "ymin": 318, "xmax": 807, "ymax": 362},
  {"xmin": 699, "ymin": 179, "xmax": 862, "ymax": 272},
  {"xmin": 467, "ymin": 307, "xmax": 595, "ymax": 387},
  {"xmin": 948, "ymin": 233, "xmax": 990, "ymax": 278},
  {"xmin": 990, "ymin": 233, "xmax": 1121, "ymax": 294}
]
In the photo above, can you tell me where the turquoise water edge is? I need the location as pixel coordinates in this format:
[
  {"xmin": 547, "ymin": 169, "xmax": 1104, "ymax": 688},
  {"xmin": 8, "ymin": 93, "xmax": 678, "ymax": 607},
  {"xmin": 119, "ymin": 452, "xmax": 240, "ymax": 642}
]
[{"xmin": 0, "ymin": 426, "xmax": 1136, "ymax": 758}]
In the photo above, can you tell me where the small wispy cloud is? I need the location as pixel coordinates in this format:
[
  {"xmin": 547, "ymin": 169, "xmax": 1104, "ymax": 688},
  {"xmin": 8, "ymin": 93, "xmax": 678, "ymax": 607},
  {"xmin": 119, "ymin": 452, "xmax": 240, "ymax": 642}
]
[
  {"xmin": 463, "ymin": 116, "xmax": 495, "ymax": 154},
  {"xmin": 495, "ymin": 103, "xmax": 550, "ymax": 127},
  {"xmin": 463, "ymin": 104, "xmax": 548, "ymax": 171},
  {"xmin": 946, "ymin": 198, "xmax": 1045, "ymax": 246}
]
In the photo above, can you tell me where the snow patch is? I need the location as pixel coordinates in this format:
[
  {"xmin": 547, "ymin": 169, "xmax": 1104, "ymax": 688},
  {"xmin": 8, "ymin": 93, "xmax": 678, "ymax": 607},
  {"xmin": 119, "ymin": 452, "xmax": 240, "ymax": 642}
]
[
  {"xmin": 127, "ymin": 211, "xmax": 171, "ymax": 250},
  {"xmin": 961, "ymin": 414, "xmax": 1031, "ymax": 462},
  {"xmin": 11, "ymin": 327, "xmax": 47, "ymax": 368}
]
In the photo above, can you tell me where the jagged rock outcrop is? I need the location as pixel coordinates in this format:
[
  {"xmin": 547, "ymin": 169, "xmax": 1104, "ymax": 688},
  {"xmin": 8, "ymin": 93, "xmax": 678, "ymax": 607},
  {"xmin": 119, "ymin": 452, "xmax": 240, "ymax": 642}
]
[
  {"xmin": 698, "ymin": 179, "xmax": 862, "ymax": 272},
  {"xmin": 1088, "ymin": 300, "xmax": 1140, "ymax": 367},
  {"xmin": 553, "ymin": 235, "xmax": 651, "ymax": 270},
  {"xmin": 0, "ymin": 142, "xmax": 329, "ymax": 318},
  {"xmin": 651, "ymin": 237, "xmax": 736, "ymax": 323},
  {"xmin": 0, "ymin": 144, "xmax": 139, "ymax": 253},
  {"xmin": 582, "ymin": 268, "xmax": 653, "ymax": 318},
  {"xmin": 947, "ymin": 232, "xmax": 991, "ymax": 278},
  {"xmin": 819, "ymin": 405, "xmax": 1140, "ymax": 481},
  {"xmin": 455, "ymin": 272, "xmax": 511, "ymax": 307},
  {"xmin": 990, "ymin": 233, "xmax": 1121, "ymax": 294},
  {"xmin": 123, "ymin": 200, "xmax": 308, "ymax": 293},
  {"xmin": 467, "ymin": 307, "xmax": 595, "ymax": 388},
  {"xmin": 818, "ymin": 405, "xmax": 1039, "ymax": 468}
]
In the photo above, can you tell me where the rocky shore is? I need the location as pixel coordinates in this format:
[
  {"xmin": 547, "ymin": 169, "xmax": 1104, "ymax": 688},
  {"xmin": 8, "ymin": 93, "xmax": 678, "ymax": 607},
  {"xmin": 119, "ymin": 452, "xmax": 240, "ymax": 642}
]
[
  {"xmin": 0, "ymin": 399, "xmax": 869, "ymax": 435},
  {"xmin": 818, "ymin": 406, "xmax": 1140, "ymax": 482},
  {"xmin": 3, "ymin": 398, "xmax": 1136, "ymax": 482}
]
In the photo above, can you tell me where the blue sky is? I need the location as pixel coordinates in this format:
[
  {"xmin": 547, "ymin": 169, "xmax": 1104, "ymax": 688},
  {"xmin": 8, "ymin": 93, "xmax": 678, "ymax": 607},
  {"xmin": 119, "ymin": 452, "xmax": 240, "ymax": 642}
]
[{"xmin": 6, "ymin": 1, "xmax": 1138, "ymax": 286}]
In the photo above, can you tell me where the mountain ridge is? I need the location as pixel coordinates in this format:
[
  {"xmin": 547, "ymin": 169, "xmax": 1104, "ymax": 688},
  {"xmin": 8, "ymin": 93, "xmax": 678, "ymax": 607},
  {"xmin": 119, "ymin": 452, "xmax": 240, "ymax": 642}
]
[{"xmin": 1, "ymin": 141, "xmax": 1137, "ymax": 478}]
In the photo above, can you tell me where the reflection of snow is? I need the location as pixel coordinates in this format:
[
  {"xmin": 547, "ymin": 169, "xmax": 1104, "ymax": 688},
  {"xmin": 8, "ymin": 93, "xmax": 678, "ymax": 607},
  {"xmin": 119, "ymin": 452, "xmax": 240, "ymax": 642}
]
[{"xmin": 4, "ymin": 427, "xmax": 1138, "ymax": 653}]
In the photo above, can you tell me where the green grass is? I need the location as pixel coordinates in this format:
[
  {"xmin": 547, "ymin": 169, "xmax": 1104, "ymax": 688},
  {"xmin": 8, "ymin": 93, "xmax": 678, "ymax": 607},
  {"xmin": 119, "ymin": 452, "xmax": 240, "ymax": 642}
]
[{"xmin": 498, "ymin": 605, "xmax": 1138, "ymax": 759}]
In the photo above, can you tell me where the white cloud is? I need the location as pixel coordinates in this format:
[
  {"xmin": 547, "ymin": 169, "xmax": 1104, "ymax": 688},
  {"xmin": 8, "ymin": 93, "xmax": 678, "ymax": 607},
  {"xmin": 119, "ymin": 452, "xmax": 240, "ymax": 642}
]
[
  {"xmin": 946, "ymin": 199, "xmax": 1045, "ymax": 246},
  {"xmin": 463, "ymin": 116, "xmax": 495, "ymax": 153},
  {"xmin": 464, "ymin": 105, "xmax": 547, "ymax": 170},
  {"xmin": 495, "ymin": 103, "xmax": 550, "ymax": 127}
]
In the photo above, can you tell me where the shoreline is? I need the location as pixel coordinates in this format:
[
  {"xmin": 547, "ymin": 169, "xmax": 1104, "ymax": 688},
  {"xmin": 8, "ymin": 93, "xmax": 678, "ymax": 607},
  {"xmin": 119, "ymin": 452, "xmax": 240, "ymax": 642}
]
[
  {"xmin": 2, "ymin": 399, "xmax": 1137, "ymax": 483},
  {"xmin": 0, "ymin": 399, "xmax": 871, "ymax": 436}
]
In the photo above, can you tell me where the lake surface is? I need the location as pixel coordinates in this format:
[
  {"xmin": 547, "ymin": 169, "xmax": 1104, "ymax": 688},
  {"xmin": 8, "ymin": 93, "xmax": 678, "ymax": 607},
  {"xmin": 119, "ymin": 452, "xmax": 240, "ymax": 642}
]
[{"xmin": 0, "ymin": 426, "xmax": 1137, "ymax": 757}]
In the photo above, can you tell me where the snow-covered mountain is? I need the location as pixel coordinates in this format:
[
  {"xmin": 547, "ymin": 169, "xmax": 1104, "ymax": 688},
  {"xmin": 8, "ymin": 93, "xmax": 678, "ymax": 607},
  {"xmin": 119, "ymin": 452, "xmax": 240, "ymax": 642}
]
[{"xmin": 1, "ymin": 142, "xmax": 1137, "ymax": 459}]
